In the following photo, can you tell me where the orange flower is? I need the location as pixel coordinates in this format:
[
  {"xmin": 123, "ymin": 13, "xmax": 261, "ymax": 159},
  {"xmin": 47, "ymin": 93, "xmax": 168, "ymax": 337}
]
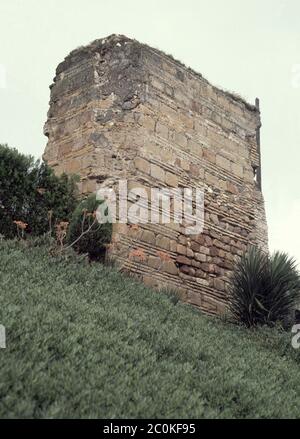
[
  {"xmin": 56, "ymin": 221, "xmax": 69, "ymax": 230},
  {"xmin": 13, "ymin": 220, "xmax": 28, "ymax": 230}
]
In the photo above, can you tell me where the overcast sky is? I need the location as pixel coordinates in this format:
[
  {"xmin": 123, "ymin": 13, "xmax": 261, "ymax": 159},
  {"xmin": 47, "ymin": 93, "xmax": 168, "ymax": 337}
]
[{"xmin": 0, "ymin": 0, "xmax": 299, "ymax": 263}]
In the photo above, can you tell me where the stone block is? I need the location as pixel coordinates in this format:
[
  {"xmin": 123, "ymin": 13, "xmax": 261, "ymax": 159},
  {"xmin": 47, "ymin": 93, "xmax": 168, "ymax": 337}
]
[
  {"xmin": 214, "ymin": 278, "xmax": 225, "ymax": 291},
  {"xmin": 231, "ymin": 163, "xmax": 244, "ymax": 179},
  {"xmin": 216, "ymin": 155, "xmax": 231, "ymax": 171},
  {"xmin": 227, "ymin": 182, "xmax": 239, "ymax": 194},
  {"xmin": 176, "ymin": 255, "xmax": 191, "ymax": 265},
  {"xmin": 205, "ymin": 235, "xmax": 213, "ymax": 246},
  {"xmin": 188, "ymin": 140, "xmax": 203, "ymax": 157},
  {"xmin": 179, "ymin": 265, "xmax": 191, "ymax": 275},
  {"xmin": 170, "ymin": 240, "xmax": 177, "ymax": 252},
  {"xmin": 134, "ymin": 157, "xmax": 150, "ymax": 174},
  {"xmin": 162, "ymin": 261, "xmax": 178, "ymax": 275},
  {"xmin": 191, "ymin": 241, "xmax": 200, "ymax": 252},
  {"xmin": 210, "ymin": 213, "xmax": 219, "ymax": 225},
  {"xmin": 190, "ymin": 163, "xmax": 200, "ymax": 178},
  {"xmin": 194, "ymin": 120, "xmax": 207, "ymax": 137},
  {"xmin": 210, "ymin": 246, "xmax": 219, "ymax": 257},
  {"xmin": 174, "ymin": 132, "xmax": 187, "ymax": 148},
  {"xmin": 195, "ymin": 234, "xmax": 205, "ymax": 245},
  {"xmin": 156, "ymin": 235, "xmax": 170, "ymax": 251},
  {"xmin": 177, "ymin": 244, "xmax": 186, "ymax": 255},
  {"xmin": 178, "ymin": 235, "xmax": 187, "ymax": 245},
  {"xmin": 203, "ymin": 149, "xmax": 216, "ymax": 164},
  {"xmin": 156, "ymin": 122, "xmax": 169, "ymax": 139},
  {"xmin": 195, "ymin": 269, "xmax": 206, "ymax": 278},
  {"xmin": 187, "ymin": 248, "xmax": 194, "ymax": 258},
  {"xmin": 148, "ymin": 256, "xmax": 161, "ymax": 269},
  {"xmin": 195, "ymin": 253, "xmax": 207, "ymax": 263},
  {"xmin": 181, "ymin": 159, "xmax": 190, "ymax": 171},
  {"xmin": 150, "ymin": 163, "xmax": 165, "ymax": 182},
  {"xmin": 165, "ymin": 172, "xmax": 179, "ymax": 187},
  {"xmin": 205, "ymin": 172, "xmax": 218, "ymax": 187},
  {"xmin": 141, "ymin": 229, "xmax": 156, "ymax": 244},
  {"xmin": 142, "ymin": 114, "xmax": 156, "ymax": 132}
]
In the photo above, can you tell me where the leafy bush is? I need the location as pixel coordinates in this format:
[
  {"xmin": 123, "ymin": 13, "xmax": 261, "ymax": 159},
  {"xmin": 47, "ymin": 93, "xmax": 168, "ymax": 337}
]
[
  {"xmin": 229, "ymin": 246, "xmax": 300, "ymax": 327},
  {"xmin": 0, "ymin": 144, "xmax": 78, "ymax": 238},
  {"xmin": 66, "ymin": 193, "xmax": 112, "ymax": 260}
]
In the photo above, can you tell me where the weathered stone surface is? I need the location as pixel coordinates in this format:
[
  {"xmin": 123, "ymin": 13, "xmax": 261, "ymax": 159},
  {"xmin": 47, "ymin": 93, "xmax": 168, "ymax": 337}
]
[
  {"xmin": 141, "ymin": 230, "xmax": 156, "ymax": 244},
  {"xmin": 156, "ymin": 121, "xmax": 169, "ymax": 139},
  {"xmin": 200, "ymin": 246, "xmax": 210, "ymax": 255},
  {"xmin": 195, "ymin": 253, "xmax": 207, "ymax": 263},
  {"xmin": 156, "ymin": 235, "xmax": 170, "ymax": 251},
  {"xmin": 176, "ymin": 255, "xmax": 191, "ymax": 266},
  {"xmin": 170, "ymin": 240, "xmax": 177, "ymax": 252},
  {"xmin": 210, "ymin": 246, "xmax": 219, "ymax": 257},
  {"xmin": 216, "ymin": 155, "xmax": 231, "ymax": 171},
  {"xmin": 165, "ymin": 172, "xmax": 179, "ymax": 187},
  {"xmin": 190, "ymin": 241, "xmax": 200, "ymax": 252},
  {"xmin": 150, "ymin": 164, "xmax": 165, "ymax": 182},
  {"xmin": 177, "ymin": 244, "xmax": 186, "ymax": 255},
  {"xmin": 43, "ymin": 34, "xmax": 268, "ymax": 317},
  {"xmin": 148, "ymin": 255, "xmax": 161, "ymax": 269},
  {"xmin": 162, "ymin": 261, "xmax": 178, "ymax": 275},
  {"xmin": 134, "ymin": 157, "xmax": 150, "ymax": 174},
  {"xmin": 179, "ymin": 265, "xmax": 191, "ymax": 275},
  {"xmin": 186, "ymin": 248, "xmax": 194, "ymax": 258}
]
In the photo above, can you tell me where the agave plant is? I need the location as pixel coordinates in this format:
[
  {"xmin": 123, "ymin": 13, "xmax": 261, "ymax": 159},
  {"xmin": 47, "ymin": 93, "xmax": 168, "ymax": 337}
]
[{"xmin": 229, "ymin": 246, "xmax": 300, "ymax": 327}]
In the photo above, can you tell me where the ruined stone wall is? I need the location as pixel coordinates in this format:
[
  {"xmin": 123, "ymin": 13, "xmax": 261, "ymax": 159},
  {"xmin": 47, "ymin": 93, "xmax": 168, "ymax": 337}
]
[{"xmin": 44, "ymin": 34, "xmax": 268, "ymax": 315}]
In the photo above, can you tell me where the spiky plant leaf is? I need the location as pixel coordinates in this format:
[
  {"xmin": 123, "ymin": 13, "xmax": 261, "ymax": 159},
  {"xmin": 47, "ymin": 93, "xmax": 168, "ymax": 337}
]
[{"xmin": 229, "ymin": 247, "xmax": 300, "ymax": 327}]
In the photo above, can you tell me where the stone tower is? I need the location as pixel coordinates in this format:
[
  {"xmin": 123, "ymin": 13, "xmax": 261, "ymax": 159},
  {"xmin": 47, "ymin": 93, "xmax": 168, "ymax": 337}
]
[{"xmin": 43, "ymin": 34, "xmax": 268, "ymax": 315}]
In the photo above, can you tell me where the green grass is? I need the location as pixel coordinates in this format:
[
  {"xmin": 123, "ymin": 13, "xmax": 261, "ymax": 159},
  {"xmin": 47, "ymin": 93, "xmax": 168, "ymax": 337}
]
[{"xmin": 0, "ymin": 240, "xmax": 299, "ymax": 418}]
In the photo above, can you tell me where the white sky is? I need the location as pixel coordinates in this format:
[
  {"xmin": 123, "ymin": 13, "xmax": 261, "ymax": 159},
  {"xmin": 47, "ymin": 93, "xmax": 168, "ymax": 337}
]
[{"xmin": 0, "ymin": 0, "xmax": 299, "ymax": 263}]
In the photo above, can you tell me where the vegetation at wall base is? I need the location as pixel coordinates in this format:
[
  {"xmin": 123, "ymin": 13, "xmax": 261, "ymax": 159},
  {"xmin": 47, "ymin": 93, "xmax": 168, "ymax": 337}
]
[
  {"xmin": 0, "ymin": 240, "xmax": 299, "ymax": 419},
  {"xmin": 229, "ymin": 246, "xmax": 300, "ymax": 328}
]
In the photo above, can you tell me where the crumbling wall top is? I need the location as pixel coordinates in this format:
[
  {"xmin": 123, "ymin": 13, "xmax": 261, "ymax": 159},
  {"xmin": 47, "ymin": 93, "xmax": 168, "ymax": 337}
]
[{"xmin": 54, "ymin": 34, "xmax": 259, "ymax": 114}]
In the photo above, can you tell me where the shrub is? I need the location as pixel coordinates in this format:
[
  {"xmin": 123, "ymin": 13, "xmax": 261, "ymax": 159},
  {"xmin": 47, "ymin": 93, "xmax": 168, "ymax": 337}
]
[
  {"xmin": 229, "ymin": 246, "xmax": 300, "ymax": 327},
  {"xmin": 0, "ymin": 144, "xmax": 78, "ymax": 238},
  {"xmin": 66, "ymin": 193, "xmax": 112, "ymax": 260}
]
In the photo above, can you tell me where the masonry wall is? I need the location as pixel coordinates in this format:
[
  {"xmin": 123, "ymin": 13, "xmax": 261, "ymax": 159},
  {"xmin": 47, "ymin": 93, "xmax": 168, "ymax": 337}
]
[{"xmin": 44, "ymin": 34, "xmax": 268, "ymax": 315}]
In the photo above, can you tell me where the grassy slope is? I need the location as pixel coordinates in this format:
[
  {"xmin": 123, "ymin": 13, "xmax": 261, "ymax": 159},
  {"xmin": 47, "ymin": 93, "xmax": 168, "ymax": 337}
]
[{"xmin": 0, "ymin": 240, "xmax": 299, "ymax": 419}]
